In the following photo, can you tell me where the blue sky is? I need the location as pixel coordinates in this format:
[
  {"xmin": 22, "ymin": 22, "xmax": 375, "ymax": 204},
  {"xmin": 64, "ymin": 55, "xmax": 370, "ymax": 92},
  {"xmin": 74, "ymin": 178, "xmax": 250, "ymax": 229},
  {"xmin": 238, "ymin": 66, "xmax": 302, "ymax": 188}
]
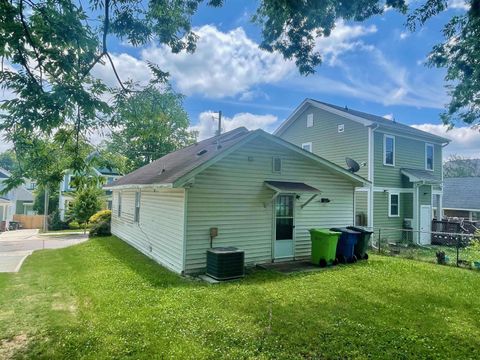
[{"xmin": 3, "ymin": 1, "xmax": 479, "ymax": 158}]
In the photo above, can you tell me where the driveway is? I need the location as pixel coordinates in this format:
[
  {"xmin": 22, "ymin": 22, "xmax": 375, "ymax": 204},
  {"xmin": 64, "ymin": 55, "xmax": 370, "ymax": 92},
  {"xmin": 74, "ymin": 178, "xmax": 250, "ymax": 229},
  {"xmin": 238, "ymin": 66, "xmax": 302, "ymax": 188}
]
[{"xmin": 0, "ymin": 229, "xmax": 88, "ymax": 273}]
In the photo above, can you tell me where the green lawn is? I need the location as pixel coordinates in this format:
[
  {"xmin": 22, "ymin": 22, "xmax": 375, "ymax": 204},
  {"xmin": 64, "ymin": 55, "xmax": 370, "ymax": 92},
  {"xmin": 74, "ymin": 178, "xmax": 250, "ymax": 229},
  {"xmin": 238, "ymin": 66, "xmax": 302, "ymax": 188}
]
[{"xmin": 1, "ymin": 237, "xmax": 480, "ymax": 359}]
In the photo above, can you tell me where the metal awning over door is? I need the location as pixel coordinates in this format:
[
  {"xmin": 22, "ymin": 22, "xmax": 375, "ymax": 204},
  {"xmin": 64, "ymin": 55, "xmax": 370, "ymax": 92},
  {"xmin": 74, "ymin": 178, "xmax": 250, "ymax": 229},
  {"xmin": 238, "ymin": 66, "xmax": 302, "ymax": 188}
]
[{"xmin": 264, "ymin": 181, "xmax": 321, "ymax": 209}]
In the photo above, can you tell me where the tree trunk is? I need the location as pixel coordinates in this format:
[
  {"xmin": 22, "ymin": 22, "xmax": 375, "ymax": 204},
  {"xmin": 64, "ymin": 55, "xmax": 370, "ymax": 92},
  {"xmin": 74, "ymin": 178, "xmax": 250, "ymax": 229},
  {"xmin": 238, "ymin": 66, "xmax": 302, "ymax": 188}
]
[{"xmin": 43, "ymin": 187, "xmax": 49, "ymax": 232}]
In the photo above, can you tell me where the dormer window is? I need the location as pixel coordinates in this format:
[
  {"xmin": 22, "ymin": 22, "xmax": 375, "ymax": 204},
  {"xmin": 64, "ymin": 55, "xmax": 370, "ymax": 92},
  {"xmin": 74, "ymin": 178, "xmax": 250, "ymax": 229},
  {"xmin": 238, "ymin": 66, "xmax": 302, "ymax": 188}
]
[{"xmin": 425, "ymin": 144, "xmax": 434, "ymax": 171}]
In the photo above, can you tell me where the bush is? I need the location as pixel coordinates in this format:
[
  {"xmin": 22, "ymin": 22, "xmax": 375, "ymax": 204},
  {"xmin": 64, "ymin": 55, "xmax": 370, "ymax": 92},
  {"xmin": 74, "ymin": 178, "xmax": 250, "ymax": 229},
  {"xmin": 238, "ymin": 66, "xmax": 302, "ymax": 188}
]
[
  {"xmin": 68, "ymin": 221, "xmax": 80, "ymax": 230},
  {"xmin": 48, "ymin": 210, "xmax": 68, "ymax": 231},
  {"xmin": 89, "ymin": 209, "xmax": 111, "ymax": 224},
  {"xmin": 89, "ymin": 221, "xmax": 111, "ymax": 237}
]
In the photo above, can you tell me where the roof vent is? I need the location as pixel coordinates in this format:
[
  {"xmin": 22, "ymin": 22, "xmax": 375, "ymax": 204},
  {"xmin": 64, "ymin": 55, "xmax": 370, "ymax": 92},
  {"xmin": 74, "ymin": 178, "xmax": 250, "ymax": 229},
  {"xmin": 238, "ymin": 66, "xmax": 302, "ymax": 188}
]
[{"xmin": 197, "ymin": 149, "xmax": 207, "ymax": 156}]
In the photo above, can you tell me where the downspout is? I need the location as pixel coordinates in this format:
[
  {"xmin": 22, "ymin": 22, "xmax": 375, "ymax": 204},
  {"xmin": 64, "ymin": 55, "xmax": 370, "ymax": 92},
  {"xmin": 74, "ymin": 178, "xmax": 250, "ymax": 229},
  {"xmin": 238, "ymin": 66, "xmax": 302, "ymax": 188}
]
[{"xmin": 367, "ymin": 123, "xmax": 379, "ymax": 230}]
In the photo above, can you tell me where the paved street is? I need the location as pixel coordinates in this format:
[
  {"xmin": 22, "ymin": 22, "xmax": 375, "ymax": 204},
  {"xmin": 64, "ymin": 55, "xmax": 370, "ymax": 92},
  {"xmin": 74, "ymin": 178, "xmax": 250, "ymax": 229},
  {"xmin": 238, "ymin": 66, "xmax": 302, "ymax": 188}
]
[{"xmin": 0, "ymin": 229, "xmax": 88, "ymax": 272}]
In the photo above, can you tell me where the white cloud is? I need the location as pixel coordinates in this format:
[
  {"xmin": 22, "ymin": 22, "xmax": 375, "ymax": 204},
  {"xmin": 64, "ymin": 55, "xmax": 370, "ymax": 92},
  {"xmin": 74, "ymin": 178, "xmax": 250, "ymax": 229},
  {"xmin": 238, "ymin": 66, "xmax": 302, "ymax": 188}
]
[
  {"xmin": 142, "ymin": 25, "xmax": 293, "ymax": 99},
  {"xmin": 411, "ymin": 124, "xmax": 480, "ymax": 158},
  {"xmin": 383, "ymin": 113, "xmax": 394, "ymax": 120},
  {"xmin": 315, "ymin": 21, "xmax": 377, "ymax": 66},
  {"xmin": 448, "ymin": 0, "xmax": 470, "ymax": 10},
  {"xmin": 399, "ymin": 31, "xmax": 409, "ymax": 40},
  {"xmin": 191, "ymin": 111, "xmax": 278, "ymax": 140}
]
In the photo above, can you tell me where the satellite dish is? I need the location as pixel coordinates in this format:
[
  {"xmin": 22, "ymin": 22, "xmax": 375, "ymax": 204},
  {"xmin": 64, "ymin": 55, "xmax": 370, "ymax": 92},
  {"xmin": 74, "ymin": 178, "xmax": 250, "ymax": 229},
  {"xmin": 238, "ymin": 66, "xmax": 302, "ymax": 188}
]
[{"xmin": 346, "ymin": 157, "xmax": 360, "ymax": 173}]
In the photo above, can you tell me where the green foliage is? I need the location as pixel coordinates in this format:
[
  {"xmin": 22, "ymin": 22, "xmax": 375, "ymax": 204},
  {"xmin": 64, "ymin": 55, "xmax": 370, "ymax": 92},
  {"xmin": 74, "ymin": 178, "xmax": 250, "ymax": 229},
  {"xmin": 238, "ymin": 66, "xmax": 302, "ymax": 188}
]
[
  {"xmin": 89, "ymin": 209, "xmax": 112, "ymax": 224},
  {"xmin": 0, "ymin": 150, "xmax": 17, "ymax": 172},
  {"xmin": 89, "ymin": 221, "xmax": 111, "ymax": 237},
  {"xmin": 68, "ymin": 220, "xmax": 80, "ymax": 230},
  {"xmin": 2, "ymin": 239, "xmax": 480, "ymax": 358},
  {"xmin": 70, "ymin": 186, "xmax": 103, "ymax": 229},
  {"xmin": 106, "ymin": 87, "xmax": 196, "ymax": 171},
  {"xmin": 48, "ymin": 210, "xmax": 69, "ymax": 231},
  {"xmin": 33, "ymin": 187, "xmax": 59, "ymax": 215},
  {"xmin": 444, "ymin": 155, "xmax": 480, "ymax": 178}
]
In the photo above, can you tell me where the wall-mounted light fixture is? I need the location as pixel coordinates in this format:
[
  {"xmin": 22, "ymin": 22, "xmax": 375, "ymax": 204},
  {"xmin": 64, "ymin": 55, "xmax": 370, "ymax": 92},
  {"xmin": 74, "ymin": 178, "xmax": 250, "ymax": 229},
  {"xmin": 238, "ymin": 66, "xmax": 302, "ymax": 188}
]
[{"xmin": 320, "ymin": 198, "xmax": 331, "ymax": 203}]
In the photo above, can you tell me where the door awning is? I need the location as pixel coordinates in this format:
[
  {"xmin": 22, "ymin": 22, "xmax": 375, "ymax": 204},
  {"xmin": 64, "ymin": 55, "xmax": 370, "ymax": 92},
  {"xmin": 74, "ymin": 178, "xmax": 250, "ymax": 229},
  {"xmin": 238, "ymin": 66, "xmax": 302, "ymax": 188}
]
[
  {"xmin": 401, "ymin": 168, "xmax": 441, "ymax": 184},
  {"xmin": 264, "ymin": 181, "xmax": 321, "ymax": 193},
  {"xmin": 264, "ymin": 181, "xmax": 321, "ymax": 209}
]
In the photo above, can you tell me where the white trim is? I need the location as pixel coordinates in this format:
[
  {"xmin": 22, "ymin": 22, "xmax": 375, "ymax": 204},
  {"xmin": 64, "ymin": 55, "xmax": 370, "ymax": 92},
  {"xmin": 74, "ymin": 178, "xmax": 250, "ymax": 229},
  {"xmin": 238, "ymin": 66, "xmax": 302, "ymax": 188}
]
[
  {"xmin": 374, "ymin": 187, "xmax": 414, "ymax": 193},
  {"xmin": 301, "ymin": 142, "xmax": 312, "ymax": 152},
  {"xmin": 383, "ymin": 134, "xmax": 395, "ymax": 167},
  {"xmin": 355, "ymin": 187, "xmax": 370, "ymax": 192},
  {"xmin": 425, "ymin": 143, "xmax": 434, "ymax": 171},
  {"xmin": 388, "ymin": 192, "xmax": 400, "ymax": 217},
  {"xmin": 105, "ymin": 183, "xmax": 173, "ymax": 190},
  {"xmin": 443, "ymin": 207, "xmax": 480, "ymax": 212}
]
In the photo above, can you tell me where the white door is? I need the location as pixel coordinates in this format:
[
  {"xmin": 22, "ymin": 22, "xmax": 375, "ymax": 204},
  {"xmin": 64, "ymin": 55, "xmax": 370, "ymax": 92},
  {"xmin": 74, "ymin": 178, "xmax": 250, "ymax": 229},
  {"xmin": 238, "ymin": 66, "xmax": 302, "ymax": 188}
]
[
  {"xmin": 420, "ymin": 205, "xmax": 432, "ymax": 245},
  {"xmin": 274, "ymin": 195, "xmax": 295, "ymax": 260}
]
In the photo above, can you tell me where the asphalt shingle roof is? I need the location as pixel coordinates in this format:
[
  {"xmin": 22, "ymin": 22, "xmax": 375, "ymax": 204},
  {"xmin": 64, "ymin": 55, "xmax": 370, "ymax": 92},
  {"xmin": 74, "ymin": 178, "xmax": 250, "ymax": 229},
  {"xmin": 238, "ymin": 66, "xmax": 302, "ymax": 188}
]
[
  {"xmin": 443, "ymin": 177, "xmax": 480, "ymax": 211},
  {"xmin": 109, "ymin": 127, "xmax": 251, "ymax": 187},
  {"xmin": 401, "ymin": 168, "xmax": 441, "ymax": 184}
]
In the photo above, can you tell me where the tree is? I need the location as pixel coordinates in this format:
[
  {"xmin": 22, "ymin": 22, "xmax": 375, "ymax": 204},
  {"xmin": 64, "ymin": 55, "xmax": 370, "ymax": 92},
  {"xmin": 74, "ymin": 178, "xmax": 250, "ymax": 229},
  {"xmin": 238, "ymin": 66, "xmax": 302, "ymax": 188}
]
[
  {"xmin": 0, "ymin": 150, "xmax": 17, "ymax": 172},
  {"xmin": 106, "ymin": 87, "xmax": 196, "ymax": 172},
  {"xmin": 70, "ymin": 185, "xmax": 103, "ymax": 233},
  {"xmin": 444, "ymin": 155, "xmax": 480, "ymax": 177},
  {"xmin": 407, "ymin": 0, "xmax": 480, "ymax": 126},
  {"xmin": 33, "ymin": 187, "xmax": 59, "ymax": 215}
]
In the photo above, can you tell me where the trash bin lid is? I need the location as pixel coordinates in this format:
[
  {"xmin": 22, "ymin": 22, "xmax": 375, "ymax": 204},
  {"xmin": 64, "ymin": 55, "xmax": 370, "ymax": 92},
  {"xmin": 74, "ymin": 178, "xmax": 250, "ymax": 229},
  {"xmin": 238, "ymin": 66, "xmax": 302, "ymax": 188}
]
[
  {"xmin": 330, "ymin": 227, "xmax": 360, "ymax": 234},
  {"xmin": 346, "ymin": 226, "xmax": 373, "ymax": 234},
  {"xmin": 310, "ymin": 228, "xmax": 341, "ymax": 236}
]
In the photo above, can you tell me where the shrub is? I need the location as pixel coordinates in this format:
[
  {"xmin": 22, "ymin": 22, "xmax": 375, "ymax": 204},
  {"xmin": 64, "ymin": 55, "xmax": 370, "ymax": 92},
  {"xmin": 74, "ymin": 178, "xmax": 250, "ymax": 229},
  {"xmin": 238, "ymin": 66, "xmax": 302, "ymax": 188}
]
[
  {"xmin": 89, "ymin": 209, "xmax": 111, "ymax": 224},
  {"xmin": 89, "ymin": 221, "xmax": 111, "ymax": 237},
  {"xmin": 48, "ymin": 210, "xmax": 68, "ymax": 231},
  {"xmin": 68, "ymin": 220, "xmax": 80, "ymax": 230}
]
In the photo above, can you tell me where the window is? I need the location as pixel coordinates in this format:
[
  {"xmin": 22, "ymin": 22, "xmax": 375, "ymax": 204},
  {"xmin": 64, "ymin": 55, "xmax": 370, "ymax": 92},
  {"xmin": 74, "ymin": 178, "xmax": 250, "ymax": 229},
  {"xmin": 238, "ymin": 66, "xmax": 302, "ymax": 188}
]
[
  {"xmin": 306, "ymin": 113, "xmax": 313, "ymax": 128},
  {"xmin": 117, "ymin": 193, "xmax": 122, "ymax": 218},
  {"xmin": 425, "ymin": 143, "xmax": 434, "ymax": 171},
  {"xmin": 383, "ymin": 135, "xmax": 395, "ymax": 166},
  {"xmin": 272, "ymin": 157, "xmax": 282, "ymax": 173},
  {"xmin": 134, "ymin": 192, "xmax": 141, "ymax": 223},
  {"xmin": 302, "ymin": 142, "xmax": 312, "ymax": 152},
  {"xmin": 338, "ymin": 124, "xmax": 345, "ymax": 133},
  {"xmin": 389, "ymin": 193, "xmax": 400, "ymax": 217}
]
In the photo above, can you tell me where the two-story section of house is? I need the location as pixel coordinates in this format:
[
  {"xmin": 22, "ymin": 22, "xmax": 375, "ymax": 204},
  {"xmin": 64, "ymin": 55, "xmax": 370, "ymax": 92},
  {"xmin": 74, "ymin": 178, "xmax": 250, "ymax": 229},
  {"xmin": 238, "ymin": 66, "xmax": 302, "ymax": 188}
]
[{"xmin": 275, "ymin": 99, "xmax": 450, "ymax": 244}]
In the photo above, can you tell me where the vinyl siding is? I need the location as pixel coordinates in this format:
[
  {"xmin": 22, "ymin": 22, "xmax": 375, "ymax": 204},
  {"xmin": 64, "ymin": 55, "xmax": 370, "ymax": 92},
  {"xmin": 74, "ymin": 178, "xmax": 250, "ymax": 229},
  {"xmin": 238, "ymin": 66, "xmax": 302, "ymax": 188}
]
[
  {"xmin": 185, "ymin": 137, "xmax": 356, "ymax": 274},
  {"xmin": 355, "ymin": 191, "xmax": 368, "ymax": 226},
  {"xmin": 278, "ymin": 105, "xmax": 369, "ymax": 179},
  {"xmin": 373, "ymin": 131, "xmax": 442, "ymax": 187},
  {"xmin": 373, "ymin": 192, "xmax": 404, "ymax": 242},
  {"xmin": 111, "ymin": 188, "xmax": 185, "ymax": 273}
]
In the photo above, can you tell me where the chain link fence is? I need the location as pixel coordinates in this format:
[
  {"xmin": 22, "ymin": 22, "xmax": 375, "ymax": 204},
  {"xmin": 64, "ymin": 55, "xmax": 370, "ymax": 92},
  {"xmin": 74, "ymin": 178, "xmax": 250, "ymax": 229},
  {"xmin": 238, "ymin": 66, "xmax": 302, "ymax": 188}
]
[{"xmin": 370, "ymin": 227, "xmax": 480, "ymax": 270}]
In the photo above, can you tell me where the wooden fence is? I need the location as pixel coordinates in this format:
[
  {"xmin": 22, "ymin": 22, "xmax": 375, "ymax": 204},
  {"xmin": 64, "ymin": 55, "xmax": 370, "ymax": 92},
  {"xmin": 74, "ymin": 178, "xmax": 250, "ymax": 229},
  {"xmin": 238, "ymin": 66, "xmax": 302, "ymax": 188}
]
[{"xmin": 13, "ymin": 214, "xmax": 46, "ymax": 229}]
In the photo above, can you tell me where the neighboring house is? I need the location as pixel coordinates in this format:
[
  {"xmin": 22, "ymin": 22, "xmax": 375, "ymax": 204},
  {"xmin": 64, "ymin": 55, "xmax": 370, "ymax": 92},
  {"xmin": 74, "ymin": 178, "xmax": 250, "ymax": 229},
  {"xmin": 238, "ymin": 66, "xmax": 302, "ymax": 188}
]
[
  {"xmin": 58, "ymin": 166, "xmax": 122, "ymax": 220},
  {"xmin": 441, "ymin": 177, "xmax": 480, "ymax": 221},
  {"xmin": 106, "ymin": 127, "xmax": 368, "ymax": 275},
  {"xmin": 275, "ymin": 99, "xmax": 451, "ymax": 245},
  {"xmin": 0, "ymin": 168, "xmax": 35, "ymax": 222}
]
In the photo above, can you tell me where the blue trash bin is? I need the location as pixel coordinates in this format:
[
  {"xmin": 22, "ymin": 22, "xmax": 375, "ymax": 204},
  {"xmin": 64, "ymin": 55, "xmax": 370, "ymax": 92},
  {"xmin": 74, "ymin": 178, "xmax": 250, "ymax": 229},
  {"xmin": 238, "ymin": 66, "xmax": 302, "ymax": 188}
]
[{"xmin": 330, "ymin": 227, "xmax": 360, "ymax": 263}]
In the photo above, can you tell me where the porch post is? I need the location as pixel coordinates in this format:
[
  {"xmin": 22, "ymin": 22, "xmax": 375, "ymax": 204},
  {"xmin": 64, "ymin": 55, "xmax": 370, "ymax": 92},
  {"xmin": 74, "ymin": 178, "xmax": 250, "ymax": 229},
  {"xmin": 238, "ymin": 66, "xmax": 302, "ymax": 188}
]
[
  {"xmin": 438, "ymin": 194, "xmax": 443, "ymax": 220},
  {"xmin": 412, "ymin": 184, "xmax": 419, "ymax": 244}
]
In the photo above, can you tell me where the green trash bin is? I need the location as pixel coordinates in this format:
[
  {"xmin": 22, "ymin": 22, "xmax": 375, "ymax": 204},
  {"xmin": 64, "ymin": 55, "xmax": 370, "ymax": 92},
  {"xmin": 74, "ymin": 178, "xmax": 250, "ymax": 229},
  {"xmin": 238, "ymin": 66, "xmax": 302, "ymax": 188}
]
[
  {"xmin": 309, "ymin": 228, "xmax": 341, "ymax": 267},
  {"xmin": 347, "ymin": 226, "xmax": 373, "ymax": 260}
]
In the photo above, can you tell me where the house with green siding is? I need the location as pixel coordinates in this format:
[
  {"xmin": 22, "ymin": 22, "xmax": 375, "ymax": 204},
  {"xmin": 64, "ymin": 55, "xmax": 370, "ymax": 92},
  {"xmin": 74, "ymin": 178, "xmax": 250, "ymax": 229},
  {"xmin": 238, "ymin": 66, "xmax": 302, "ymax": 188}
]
[
  {"xmin": 275, "ymin": 99, "xmax": 450, "ymax": 245},
  {"xmin": 107, "ymin": 127, "xmax": 368, "ymax": 274}
]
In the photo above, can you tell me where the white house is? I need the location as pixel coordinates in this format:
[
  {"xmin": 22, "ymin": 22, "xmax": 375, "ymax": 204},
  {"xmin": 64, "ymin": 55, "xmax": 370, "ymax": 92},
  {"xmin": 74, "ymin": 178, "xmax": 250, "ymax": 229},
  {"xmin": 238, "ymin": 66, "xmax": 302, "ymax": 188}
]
[{"xmin": 106, "ymin": 128, "xmax": 369, "ymax": 275}]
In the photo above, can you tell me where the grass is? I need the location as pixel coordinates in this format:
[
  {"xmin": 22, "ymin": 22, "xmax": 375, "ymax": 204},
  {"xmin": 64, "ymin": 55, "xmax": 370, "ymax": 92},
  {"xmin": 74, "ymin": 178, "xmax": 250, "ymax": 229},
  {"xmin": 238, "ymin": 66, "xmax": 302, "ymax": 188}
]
[{"xmin": 1, "ymin": 237, "xmax": 480, "ymax": 359}]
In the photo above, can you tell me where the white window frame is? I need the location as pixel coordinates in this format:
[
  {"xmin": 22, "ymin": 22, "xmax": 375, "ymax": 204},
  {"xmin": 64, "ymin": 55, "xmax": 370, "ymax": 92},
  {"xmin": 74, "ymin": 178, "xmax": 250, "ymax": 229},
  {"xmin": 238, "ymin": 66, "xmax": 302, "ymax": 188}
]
[
  {"xmin": 134, "ymin": 191, "xmax": 141, "ymax": 223},
  {"xmin": 117, "ymin": 192, "xmax": 122, "ymax": 218},
  {"xmin": 425, "ymin": 143, "xmax": 434, "ymax": 171},
  {"xmin": 301, "ymin": 142, "xmax": 312, "ymax": 153},
  {"xmin": 388, "ymin": 192, "xmax": 400, "ymax": 217},
  {"xmin": 272, "ymin": 157, "xmax": 282, "ymax": 173},
  {"xmin": 338, "ymin": 124, "xmax": 345, "ymax": 133},
  {"xmin": 383, "ymin": 134, "xmax": 395, "ymax": 166},
  {"xmin": 306, "ymin": 113, "xmax": 313, "ymax": 128}
]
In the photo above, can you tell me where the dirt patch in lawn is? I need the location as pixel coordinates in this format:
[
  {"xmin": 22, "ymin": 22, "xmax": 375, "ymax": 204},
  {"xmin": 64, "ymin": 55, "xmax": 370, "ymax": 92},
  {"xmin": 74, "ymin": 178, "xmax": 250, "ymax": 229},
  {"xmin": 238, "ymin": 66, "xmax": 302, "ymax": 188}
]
[{"xmin": 0, "ymin": 333, "xmax": 29, "ymax": 359}]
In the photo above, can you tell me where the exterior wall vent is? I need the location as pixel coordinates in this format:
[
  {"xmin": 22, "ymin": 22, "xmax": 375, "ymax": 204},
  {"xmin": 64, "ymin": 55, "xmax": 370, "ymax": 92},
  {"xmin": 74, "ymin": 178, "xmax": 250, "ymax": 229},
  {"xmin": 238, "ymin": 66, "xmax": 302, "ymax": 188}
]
[{"xmin": 196, "ymin": 149, "xmax": 207, "ymax": 156}]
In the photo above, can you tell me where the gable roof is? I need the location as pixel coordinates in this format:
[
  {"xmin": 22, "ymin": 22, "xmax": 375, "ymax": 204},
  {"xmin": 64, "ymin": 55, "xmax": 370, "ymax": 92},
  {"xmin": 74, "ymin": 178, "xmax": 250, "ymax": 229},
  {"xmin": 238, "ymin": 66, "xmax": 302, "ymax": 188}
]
[
  {"xmin": 443, "ymin": 177, "xmax": 480, "ymax": 211},
  {"xmin": 106, "ymin": 127, "xmax": 369, "ymax": 189},
  {"xmin": 275, "ymin": 98, "xmax": 451, "ymax": 144}
]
